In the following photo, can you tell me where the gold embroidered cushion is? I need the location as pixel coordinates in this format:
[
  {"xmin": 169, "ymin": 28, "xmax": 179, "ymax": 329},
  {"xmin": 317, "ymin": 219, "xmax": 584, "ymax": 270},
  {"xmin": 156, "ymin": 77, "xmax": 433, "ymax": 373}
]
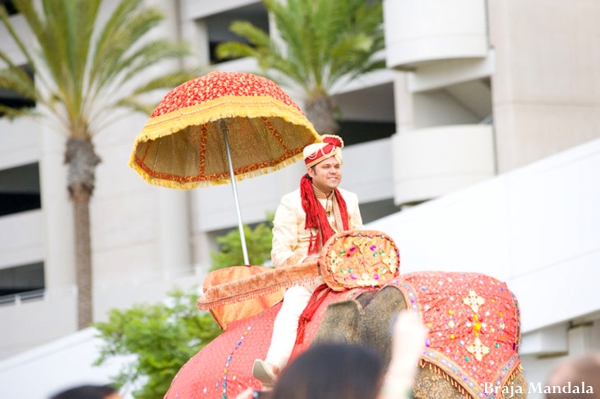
[{"xmin": 318, "ymin": 230, "xmax": 401, "ymax": 291}]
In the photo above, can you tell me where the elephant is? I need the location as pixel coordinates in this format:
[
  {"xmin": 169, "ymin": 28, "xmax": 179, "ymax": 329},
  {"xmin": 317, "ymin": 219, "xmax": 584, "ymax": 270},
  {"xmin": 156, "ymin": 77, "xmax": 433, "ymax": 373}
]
[
  {"xmin": 164, "ymin": 231, "xmax": 526, "ymax": 399},
  {"xmin": 312, "ymin": 284, "xmax": 528, "ymax": 399}
]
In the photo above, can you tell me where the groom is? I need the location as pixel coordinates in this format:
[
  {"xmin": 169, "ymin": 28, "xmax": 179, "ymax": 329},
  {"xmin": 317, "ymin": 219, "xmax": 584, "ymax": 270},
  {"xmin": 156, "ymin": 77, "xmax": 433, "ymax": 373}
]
[{"xmin": 252, "ymin": 135, "xmax": 363, "ymax": 385}]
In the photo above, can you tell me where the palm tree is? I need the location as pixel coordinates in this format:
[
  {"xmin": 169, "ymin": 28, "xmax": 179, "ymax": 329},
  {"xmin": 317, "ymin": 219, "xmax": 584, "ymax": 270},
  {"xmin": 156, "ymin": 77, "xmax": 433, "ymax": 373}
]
[
  {"xmin": 216, "ymin": 0, "xmax": 385, "ymax": 135},
  {"xmin": 0, "ymin": 0, "xmax": 199, "ymax": 329}
]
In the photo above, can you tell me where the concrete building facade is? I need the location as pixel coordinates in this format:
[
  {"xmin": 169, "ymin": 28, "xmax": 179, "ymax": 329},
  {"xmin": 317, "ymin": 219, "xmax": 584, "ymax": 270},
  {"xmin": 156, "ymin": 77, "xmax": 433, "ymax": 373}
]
[{"xmin": 1, "ymin": 0, "xmax": 599, "ymax": 396}]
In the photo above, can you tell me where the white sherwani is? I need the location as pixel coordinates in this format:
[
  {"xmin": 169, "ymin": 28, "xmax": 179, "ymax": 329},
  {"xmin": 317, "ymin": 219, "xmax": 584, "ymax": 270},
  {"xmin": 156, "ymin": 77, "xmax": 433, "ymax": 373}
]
[
  {"xmin": 271, "ymin": 187, "xmax": 363, "ymax": 268},
  {"xmin": 265, "ymin": 187, "xmax": 363, "ymax": 369}
]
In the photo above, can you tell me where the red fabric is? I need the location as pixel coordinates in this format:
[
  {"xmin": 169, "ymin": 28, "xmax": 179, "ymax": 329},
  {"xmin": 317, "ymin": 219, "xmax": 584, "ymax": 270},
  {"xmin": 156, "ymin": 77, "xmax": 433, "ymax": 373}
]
[
  {"xmin": 201, "ymin": 265, "xmax": 284, "ymax": 330},
  {"xmin": 164, "ymin": 271, "xmax": 522, "ymax": 399},
  {"xmin": 388, "ymin": 272, "xmax": 521, "ymax": 399},
  {"xmin": 289, "ymin": 289, "xmax": 362, "ymax": 361},
  {"xmin": 303, "ymin": 136, "xmax": 343, "ymax": 166},
  {"xmin": 300, "ymin": 174, "xmax": 349, "ymax": 255},
  {"xmin": 165, "ymin": 289, "xmax": 357, "ymax": 398},
  {"xmin": 150, "ymin": 71, "xmax": 302, "ymax": 118},
  {"xmin": 294, "ymin": 284, "xmax": 331, "ymax": 345},
  {"xmin": 164, "ymin": 303, "xmax": 281, "ymax": 399}
]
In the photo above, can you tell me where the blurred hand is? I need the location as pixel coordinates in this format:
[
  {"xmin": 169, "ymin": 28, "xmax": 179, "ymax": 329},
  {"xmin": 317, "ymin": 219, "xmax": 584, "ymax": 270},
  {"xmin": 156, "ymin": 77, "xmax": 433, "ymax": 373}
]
[
  {"xmin": 389, "ymin": 310, "xmax": 429, "ymax": 376},
  {"xmin": 302, "ymin": 254, "xmax": 319, "ymax": 264},
  {"xmin": 379, "ymin": 311, "xmax": 429, "ymax": 399},
  {"xmin": 235, "ymin": 388, "xmax": 272, "ymax": 399},
  {"xmin": 234, "ymin": 388, "xmax": 255, "ymax": 399}
]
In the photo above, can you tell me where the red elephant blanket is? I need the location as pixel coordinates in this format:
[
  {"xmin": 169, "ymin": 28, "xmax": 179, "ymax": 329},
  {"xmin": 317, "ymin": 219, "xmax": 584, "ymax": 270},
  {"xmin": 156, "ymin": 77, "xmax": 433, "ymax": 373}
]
[
  {"xmin": 168, "ymin": 272, "xmax": 521, "ymax": 399},
  {"xmin": 185, "ymin": 226, "xmax": 521, "ymax": 399},
  {"xmin": 167, "ymin": 288, "xmax": 363, "ymax": 399},
  {"xmin": 388, "ymin": 272, "xmax": 522, "ymax": 399}
]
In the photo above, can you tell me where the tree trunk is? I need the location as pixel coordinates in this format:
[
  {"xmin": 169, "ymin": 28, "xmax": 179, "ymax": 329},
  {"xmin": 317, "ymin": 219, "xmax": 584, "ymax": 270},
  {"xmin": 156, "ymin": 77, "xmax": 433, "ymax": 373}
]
[
  {"xmin": 305, "ymin": 95, "xmax": 339, "ymax": 136},
  {"xmin": 65, "ymin": 137, "xmax": 101, "ymax": 329},
  {"xmin": 74, "ymin": 196, "xmax": 93, "ymax": 329}
]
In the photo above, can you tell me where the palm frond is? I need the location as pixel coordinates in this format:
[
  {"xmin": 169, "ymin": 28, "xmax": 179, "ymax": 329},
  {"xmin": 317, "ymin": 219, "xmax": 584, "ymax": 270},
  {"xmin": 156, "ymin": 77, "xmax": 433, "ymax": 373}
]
[
  {"xmin": 0, "ymin": 48, "xmax": 38, "ymax": 99},
  {"xmin": 219, "ymin": 0, "xmax": 385, "ymax": 98},
  {"xmin": 0, "ymin": 68, "xmax": 37, "ymax": 100},
  {"xmin": 16, "ymin": 0, "xmax": 69, "ymax": 98},
  {"xmin": 270, "ymin": 0, "xmax": 317, "ymax": 87},
  {"xmin": 39, "ymin": 0, "xmax": 102, "ymax": 117},
  {"xmin": 0, "ymin": 0, "xmax": 195, "ymax": 138},
  {"xmin": 217, "ymin": 3, "xmax": 313, "ymax": 91},
  {"xmin": 114, "ymin": 97, "xmax": 155, "ymax": 114},
  {"xmin": 215, "ymin": 42, "xmax": 258, "ymax": 60},
  {"xmin": 89, "ymin": 6, "xmax": 164, "ymax": 97},
  {"xmin": 0, "ymin": 104, "xmax": 34, "ymax": 119},
  {"xmin": 129, "ymin": 71, "xmax": 202, "ymax": 97},
  {"xmin": 88, "ymin": 0, "xmax": 141, "ymax": 84},
  {"xmin": 118, "ymin": 41, "xmax": 191, "ymax": 85},
  {"xmin": 0, "ymin": 5, "xmax": 37, "ymax": 73},
  {"xmin": 228, "ymin": 21, "xmax": 272, "ymax": 48}
]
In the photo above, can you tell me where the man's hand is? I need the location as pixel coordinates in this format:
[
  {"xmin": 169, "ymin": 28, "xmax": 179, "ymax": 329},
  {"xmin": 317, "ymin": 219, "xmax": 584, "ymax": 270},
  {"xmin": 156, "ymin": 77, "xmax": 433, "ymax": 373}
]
[
  {"xmin": 302, "ymin": 254, "xmax": 319, "ymax": 264},
  {"xmin": 379, "ymin": 311, "xmax": 429, "ymax": 399}
]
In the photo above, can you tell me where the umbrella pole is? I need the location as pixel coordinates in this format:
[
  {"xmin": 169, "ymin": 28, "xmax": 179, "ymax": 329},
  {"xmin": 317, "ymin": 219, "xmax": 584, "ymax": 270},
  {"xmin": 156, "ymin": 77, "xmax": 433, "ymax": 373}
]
[{"xmin": 220, "ymin": 120, "xmax": 250, "ymax": 265}]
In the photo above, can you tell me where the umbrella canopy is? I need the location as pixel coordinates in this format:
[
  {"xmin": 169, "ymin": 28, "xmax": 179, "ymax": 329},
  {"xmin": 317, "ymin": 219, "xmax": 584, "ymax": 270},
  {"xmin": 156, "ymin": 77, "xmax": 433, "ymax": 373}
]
[{"xmin": 129, "ymin": 71, "xmax": 320, "ymax": 190}]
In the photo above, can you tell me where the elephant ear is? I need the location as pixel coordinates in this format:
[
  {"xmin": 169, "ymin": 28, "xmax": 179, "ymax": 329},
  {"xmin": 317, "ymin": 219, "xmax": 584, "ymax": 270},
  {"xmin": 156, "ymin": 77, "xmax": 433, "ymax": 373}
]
[{"xmin": 318, "ymin": 230, "xmax": 401, "ymax": 291}]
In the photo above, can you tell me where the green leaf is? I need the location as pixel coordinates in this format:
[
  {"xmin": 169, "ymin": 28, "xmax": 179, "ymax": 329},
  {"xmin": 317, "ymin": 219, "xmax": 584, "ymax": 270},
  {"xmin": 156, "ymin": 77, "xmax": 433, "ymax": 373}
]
[
  {"xmin": 210, "ymin": 212, "xmax": 275, "ymax": 270},
  {"xmin": 94, "ymin": 287, "xmax": 222, "ymax": 399}
]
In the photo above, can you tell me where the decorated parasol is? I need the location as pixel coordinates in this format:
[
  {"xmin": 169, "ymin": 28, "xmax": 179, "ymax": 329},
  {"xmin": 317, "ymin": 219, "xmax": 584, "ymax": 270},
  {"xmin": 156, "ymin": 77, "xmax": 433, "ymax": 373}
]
[{"xmin": 129, "ymin": 71, "xmax": 320, "ymax": 264}]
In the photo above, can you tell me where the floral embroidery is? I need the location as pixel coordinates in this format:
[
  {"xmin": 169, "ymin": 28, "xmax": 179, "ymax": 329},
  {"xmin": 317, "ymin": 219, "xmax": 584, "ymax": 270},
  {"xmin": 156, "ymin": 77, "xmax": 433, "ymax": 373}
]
[
  {"xmin": 389, "ymin": 272, "xmax": 521, "ymax": 399},
  {"xmin": 319, "ymin": 230, "xmax": 400, "ymax": 291}
]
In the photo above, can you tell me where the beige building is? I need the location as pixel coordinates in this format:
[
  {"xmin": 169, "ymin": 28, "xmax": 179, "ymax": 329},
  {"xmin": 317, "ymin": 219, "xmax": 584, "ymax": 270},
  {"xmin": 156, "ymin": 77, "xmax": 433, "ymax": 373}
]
[{"xmin": 1, "ymin": 1, "xmax": 599, "ymax": 396}]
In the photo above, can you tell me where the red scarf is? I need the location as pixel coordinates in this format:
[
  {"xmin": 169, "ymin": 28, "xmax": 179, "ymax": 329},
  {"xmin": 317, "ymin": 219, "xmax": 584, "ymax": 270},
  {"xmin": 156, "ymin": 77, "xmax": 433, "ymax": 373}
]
[{"xmin": 300, "ymin": 174, "xmax": 349, "ymax": 255}]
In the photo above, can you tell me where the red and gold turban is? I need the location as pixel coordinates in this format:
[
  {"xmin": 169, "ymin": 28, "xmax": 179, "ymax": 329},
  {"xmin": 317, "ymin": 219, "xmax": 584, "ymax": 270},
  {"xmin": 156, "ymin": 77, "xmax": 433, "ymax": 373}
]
[{"xmin": 303, "ymin": 135, "xmax": 344, "ymax": 168}]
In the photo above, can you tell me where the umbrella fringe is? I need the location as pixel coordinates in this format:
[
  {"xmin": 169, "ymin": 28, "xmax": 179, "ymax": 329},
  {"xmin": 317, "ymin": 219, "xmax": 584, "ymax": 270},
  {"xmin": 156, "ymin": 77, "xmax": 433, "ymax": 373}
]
[
  {"xmin": 128, "ymin": 95, "xmax": 321, "ymax": 190},
  {"xmin": 129, "ymin": 151, "xmax": 305, "ymax": 190}
]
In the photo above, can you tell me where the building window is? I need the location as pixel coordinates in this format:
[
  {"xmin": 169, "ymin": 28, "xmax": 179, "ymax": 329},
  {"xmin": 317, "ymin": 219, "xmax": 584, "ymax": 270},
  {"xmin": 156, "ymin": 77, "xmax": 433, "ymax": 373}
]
[
  {"xmin": 0, "ymin": 262, "xmax": 45, "ymax": 303},
  {"xmin": 413, "ymin": 78, "xmax": 492, "ymax": 129},
  {"xmin": 334, "ymin": 82, "xmax": 396, "ymax": 146},
  {"xmin": 0, "ymin": 64, "xmax": 35, "ymax": 116},
  {"xmin": 0, "ymin": 0, "xmax": 18, "ymax": 16},
  {"xmin": 0, "ymin": 163, "xmax": 41, "ymax": 217},
  {"xmin": 337, "ymin": 120, "xmax": 396, "ymax": 146},
  {"xmin": 205, "ymin": 2, "xmax": 270, "ymax": 64}
]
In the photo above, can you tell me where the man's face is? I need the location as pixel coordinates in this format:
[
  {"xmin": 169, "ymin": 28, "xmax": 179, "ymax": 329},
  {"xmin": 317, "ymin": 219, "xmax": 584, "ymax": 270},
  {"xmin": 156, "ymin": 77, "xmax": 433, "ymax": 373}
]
[{"xmin": 307, "ymin": 157, "xmax": 342, "ymax": 193}]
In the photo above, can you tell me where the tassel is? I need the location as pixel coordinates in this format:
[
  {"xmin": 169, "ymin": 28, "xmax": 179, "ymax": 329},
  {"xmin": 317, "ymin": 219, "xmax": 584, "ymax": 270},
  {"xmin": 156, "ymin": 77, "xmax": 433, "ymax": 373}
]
[
  {"xmin": 308, "ymin": 231, "xmax": 317, "ymax": 257},
  {"xmin": 197, "ymin": 276, "xmax": 319, "ymax": 310},
  {"xmin": 295, "ymin": 284, "xmax": 331, "ymax": 344},
  {"xmin": 419, "ymin": 360, "xmax": 474, "ymax": 399}
]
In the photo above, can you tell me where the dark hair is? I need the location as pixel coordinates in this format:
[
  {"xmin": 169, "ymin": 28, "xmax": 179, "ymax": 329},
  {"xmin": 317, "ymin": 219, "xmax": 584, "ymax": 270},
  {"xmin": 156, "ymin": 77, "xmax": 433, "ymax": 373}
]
[
  {"xmin": 270, "ymin": 343, "xmax": 384, "ymax": 399},
  {"xmin": 50, "ymin": 384, "xmax": 117, "ymax": 399}
]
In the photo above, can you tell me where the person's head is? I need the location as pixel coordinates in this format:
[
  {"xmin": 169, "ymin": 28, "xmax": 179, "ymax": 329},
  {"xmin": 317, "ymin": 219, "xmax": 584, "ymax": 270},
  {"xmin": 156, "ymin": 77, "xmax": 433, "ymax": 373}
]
[
  {"xmin": 303, "ymin": 135, "xmax": 344, "ymax": 194},
  {"xmin": 50, "ymin": 384, "xmax": 121, "ymax": 399},
  {"xmin": 270, "ymin": 343, "xmax": 384, "ymax": 399},
  {"xmin": 546, "ymin": 353, "xmax": 600, "ymax": 399}
]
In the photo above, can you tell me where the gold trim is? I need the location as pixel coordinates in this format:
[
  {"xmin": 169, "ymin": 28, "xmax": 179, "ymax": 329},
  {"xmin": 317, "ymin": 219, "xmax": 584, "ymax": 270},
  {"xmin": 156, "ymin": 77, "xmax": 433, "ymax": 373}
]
[{"xmin": 129, "ymin": 95, "xmax": 321, "ymax": 189}]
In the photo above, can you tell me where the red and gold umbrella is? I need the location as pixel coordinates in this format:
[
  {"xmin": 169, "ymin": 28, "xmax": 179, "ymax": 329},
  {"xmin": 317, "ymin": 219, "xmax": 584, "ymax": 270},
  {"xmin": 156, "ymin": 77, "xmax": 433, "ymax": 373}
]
[
  {"xmin": 129, "ymin": 71, "xmax": 320, "ymax": 263},
  {"xmin": 129, "ymin": 71, "xmax": 319, "ymax": 188}
]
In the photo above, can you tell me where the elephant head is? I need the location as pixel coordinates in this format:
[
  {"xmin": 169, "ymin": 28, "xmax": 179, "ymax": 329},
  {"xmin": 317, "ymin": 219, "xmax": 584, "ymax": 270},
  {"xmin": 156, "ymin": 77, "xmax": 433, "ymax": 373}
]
[{"xmin": 312, "ymin": 284, "xmax": 528, "ymax": 399}]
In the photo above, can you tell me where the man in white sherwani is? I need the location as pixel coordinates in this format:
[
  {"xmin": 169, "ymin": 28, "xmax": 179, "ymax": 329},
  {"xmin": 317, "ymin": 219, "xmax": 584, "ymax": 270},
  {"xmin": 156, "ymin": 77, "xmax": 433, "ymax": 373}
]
[{"xmin": 253, "ymin": 135, "xmax": 363, "ymax": 385}]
